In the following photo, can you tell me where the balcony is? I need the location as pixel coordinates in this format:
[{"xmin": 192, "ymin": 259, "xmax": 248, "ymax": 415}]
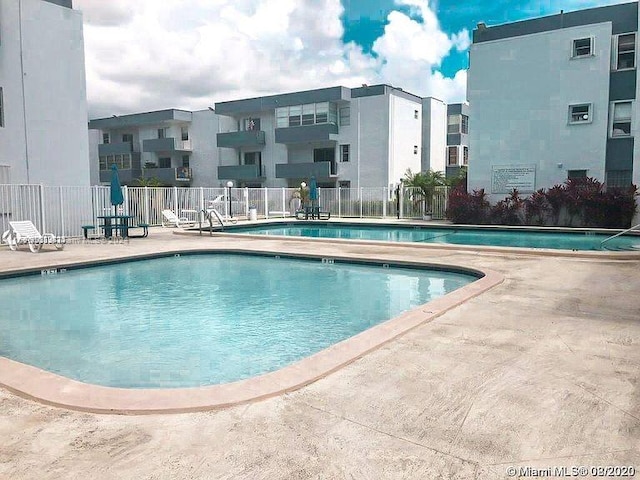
[
  {"xmin": 142, "ymin": 138, "xmax": 192, "ymax": 153},
  {"xmin": 98, "ymin": 142, "xmax": 134, "ymax": 156},
  {"xmin": 217, "ymin": 164, "xmax": 265, "ymax": 180},
  {"xmin": 275, "ymin": 124, "xmax": 338, "ymax": 144},
  {"xmin": 98, "ymin": 168, "xmax": 142, "ymax": 184},
  {"xmin": 275, "ymin": 161, "xmax": 336, "ymax": 179},
  {"xmin": 143, "ymin": 167, "xmax": 192, "ymax": 186},
  {"xmin": 217, "ymin": 130, "xmax": 266, "ymax": 148}
]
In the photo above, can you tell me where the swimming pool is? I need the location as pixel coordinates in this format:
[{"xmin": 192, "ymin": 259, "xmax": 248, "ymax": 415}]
[
  {"xmin": 224, "ymin": 223, "xmax": 640, "ymax": 251},
  {"xmin": 0, "ymin": 253, "xmax": 477, "ymax": 389}
]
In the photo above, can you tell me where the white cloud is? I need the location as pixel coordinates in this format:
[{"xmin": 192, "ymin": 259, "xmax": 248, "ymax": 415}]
[{"xmin": 77, "ymin": 0, "xmax": 468, "ymax": 118}]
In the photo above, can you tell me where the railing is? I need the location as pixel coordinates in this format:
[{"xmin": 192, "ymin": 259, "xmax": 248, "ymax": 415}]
[
  {"xmin": 0, "ymin": 184, "xmax": 449, "ymax": 237},
  {"xmin": 600, "ymin": 223, "xmax": 640, "ymax": 247}
]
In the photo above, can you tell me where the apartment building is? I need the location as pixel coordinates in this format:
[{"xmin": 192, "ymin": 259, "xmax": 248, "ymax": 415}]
[
  {"xmin": 468, "ymin": 1, "xmax": 639, "ymax": 202},
  {"xmin": 421, "ymin": 97, "xmax": 447, "ymax": 174},
  {"xmin": 0, "ymin": 0, "xmax": 90, "ymax": 186},
  {"xmin": 89, "ymin": 85, "xmax": 427, "ymax": 189},
  {"xmin": 88, "ymin": 109, "xmax": 221, "ymax": 186},
  {"xmin": 446, "ymin": 103, "xmax": 470, "ymax": 178},
  {"xmin": 214, "ymin": 85, "xmax": 424, "ymax": 189}
]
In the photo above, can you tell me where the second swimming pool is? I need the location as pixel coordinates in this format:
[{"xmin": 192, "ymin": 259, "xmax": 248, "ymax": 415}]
[{"xmin": 224, "ymin": 223, "xmax": 640, "ymax": 251}]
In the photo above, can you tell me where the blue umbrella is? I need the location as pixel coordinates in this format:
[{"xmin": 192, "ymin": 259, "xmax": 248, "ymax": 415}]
[
  {"xmin": 309, "ymin": 176, "xmax": 318, "ymax": 203},
  {"xmin": 110, "ymin": 164, "xmax": 124, "ymax": 216}
]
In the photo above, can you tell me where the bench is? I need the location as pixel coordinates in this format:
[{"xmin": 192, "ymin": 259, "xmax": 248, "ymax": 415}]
[
  {"xmin": 81, "ymin": 225, "xmax": 101, "ymax": 239},
  {"xmin": 295, "ymin": 207, "xmax": 331, "ymax": 220},
  {"xmin": 128, "ymin": 223, "xmax": 149, "ymax": 238}
]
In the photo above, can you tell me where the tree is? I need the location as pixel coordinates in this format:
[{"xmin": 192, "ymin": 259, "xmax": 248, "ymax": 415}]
[{"xmin": 403, "ymin": 169, "xmax": 446, "ymax": 216}]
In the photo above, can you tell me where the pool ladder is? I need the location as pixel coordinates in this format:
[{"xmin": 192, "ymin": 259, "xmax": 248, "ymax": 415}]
[
  {"xmin": 600, "ymin": 223, "xmax": 640, "ymax": 250},
  {"xmin": 199, "ymin": 208, "xmax": 225, "ymax": 235}
]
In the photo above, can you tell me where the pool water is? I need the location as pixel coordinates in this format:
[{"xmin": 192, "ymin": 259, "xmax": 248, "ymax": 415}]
[
  {"xmin": 227, "ymin": 224, "xmax": 639, "ymax": 251},
  {"xmin": 0, "ymin": 254, "xmax": 475, "ymax": 388}
]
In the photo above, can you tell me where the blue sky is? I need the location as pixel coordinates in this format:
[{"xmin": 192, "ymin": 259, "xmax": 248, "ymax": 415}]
[{"xmin": 341, "ymin": 0, "xmax": 630, "ymax": 76}]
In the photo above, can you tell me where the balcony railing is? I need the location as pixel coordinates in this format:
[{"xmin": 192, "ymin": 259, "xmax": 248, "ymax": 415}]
[
  {"xmin": 275, "ymin": 123, "xmax": 338, "ymax": 144},
  {"xmin": 142, "ymin": 138, "xmax": 192, "ymax": 152},
  {"xmin": 217, "ymin": 130, "xmax": 266, "ymax": 148},
  {"xmin": 217, "ymin": 164, "xmax": 265, "ymax": 180},
  {"xmin": 98, "ymin": 142, "xmax": 134, "ymax": 156},
  {"xmin": 275, "ymin": 161, "xmax": 336, "ymax": 179},
  {"xmin": 142, "ymin": 167, "xmax": 192, "ymax": 185}
]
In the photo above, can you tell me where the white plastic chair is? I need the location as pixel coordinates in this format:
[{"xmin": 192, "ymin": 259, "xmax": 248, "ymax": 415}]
[
  {"xmin": 161, "ymin": 209, "xmax": 195, "ymax": 228},
  {"xmin": 2, "ymin": 221, "xmax": 64, "ymax": 253}
]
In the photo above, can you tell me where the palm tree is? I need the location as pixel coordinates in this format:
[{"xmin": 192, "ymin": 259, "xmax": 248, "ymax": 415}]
[{"xmin": 403, "ymin": 169, "xmax": 446, "ymax": 217}]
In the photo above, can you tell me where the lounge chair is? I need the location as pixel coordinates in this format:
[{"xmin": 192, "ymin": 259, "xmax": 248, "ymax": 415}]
[
  {"xmin": 1, "ymin": 220, "xmax": 64, "ymax": 252},
  {"xmin": 161, "ymin": 210, "xmax": 195, "ymax": 228}
]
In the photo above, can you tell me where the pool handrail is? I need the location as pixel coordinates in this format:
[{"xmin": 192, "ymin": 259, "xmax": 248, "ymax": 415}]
[{"xmin": 600, "ymin": 223, "xmax": 640, "ymax": 247}]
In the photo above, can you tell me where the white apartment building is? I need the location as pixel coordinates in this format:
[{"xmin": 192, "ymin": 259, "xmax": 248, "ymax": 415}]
[
  {"xmin": 468, "ymin": 1, "xmax": 639, "ymax": 202},
  {"xmin": 0, "ymin": 0, "xmax": 90, "ymax": 186},
  {"xmin": 89, "ymin": 85, "xmax": 427, "ymax": 189}
]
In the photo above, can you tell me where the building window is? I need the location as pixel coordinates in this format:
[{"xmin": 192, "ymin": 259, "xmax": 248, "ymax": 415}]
[
  {"xmin": 572, "ymin": 37, "xmax": 593, "ymax": 58},
  {"xmin": 447, "ymin": 114, "xmax": 460, "ymax": 134},
  {"xmin": 103, "ymin": 133, "xmax": 110, "ymax": 144},
  {"xmin": 158, "ymin": 157, "xmax": 171, "ymax": 168},
  {"xmin": 243, "ymin": 117, "xmax": 260, "ymax": 131},
  {"xmin": 99, "ymin": 154, "xmax": 131, "ymax": 170},
  {"xmin": 122, "ymin": 133, "xmax": 133, "ymax": 143},
  {"xmin": 461, "ymin": 114, "xmax": 469, "ymax": 134},
  {"xmin": 447, "ymin": 146, "xmax": 458, "ymax": 165},
  {"xmin": 414, "ymin": 109, "xmax": 419, "ymax": 119},
  {"xmin": 339, "ymin": 107, "xmax": 350, "ymax": 126},
  {"xmin": 568, "ymin": 104, "xmax": 592, "ymax": 124},
  {"xmin": 244, "ymin": 151, "xmax": 262, "ymax": 166},
  {"xmin": 302, "ymin": 104, "xmax": 315, "ymax": 126},
  {"xmin": 413, "ymin": 145, "xmax": 418, "ymax": 155},
  {"xmin": 157, "ymin": 128, "xmax": 167, "ymax": 139},
  {"xmin": 288, "ymin": 105, "xmax": 302, "ymax": 127},
  {"xmin": 182, "ymin": 155, "xmax": 190, "ymax": 167},
  {"xmin": 340, "ymin": 144, "xmax": 350, "ymax": 162},
  {"xmin": 463, "ymin": 146, "xmax": 469, "ymax": 165},
  {"xmin": 606, "ymin": 170, "xmax": 632, "ymax": 187},
  {"xmin": 339, "ymin": 181, "xmax": 351, "ymax": 188},
  {"xmin": 0, "ymin": 87, "xmax": 4, "ymax": 128},
  {"xmin": 181, "ymin": 127, "xmax": 189, "ymax": 141},
  {"xmin": 611, "ymin": 101, "xmax": 632, "ymax": 137},
  {"xmin": 614, "ymin": 33, "xmax": 636, "ymax": 70},
  {"xmin": 315, "ymin": 102, "xmax": 328, "ymax": 124},
  {"xmin": 567, "ymin": 170, "xmax": 587, "ymax": 180}
]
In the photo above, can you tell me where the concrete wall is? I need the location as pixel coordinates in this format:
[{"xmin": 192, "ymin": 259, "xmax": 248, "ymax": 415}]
[
  {"xmin": 356, "ymin": 95, "xmax": 391, "ymax": 188},
  {"xmin": 468, "ymin": 22, "xmax": 612, "ymax": 202},
  {"xmin": 0, "ymin": 0, "xmax": 90, "ymax": 186},
  {"xmin": 388, "ymin": 93, "xmax": 423, "ymax": 185},
  {"xmin": 190, "ymin": 110, "xmax": 219, "ymax": 187},
  {"xmin": 422, "ymin": 97, "xmax": 447, "ymax": 173}
]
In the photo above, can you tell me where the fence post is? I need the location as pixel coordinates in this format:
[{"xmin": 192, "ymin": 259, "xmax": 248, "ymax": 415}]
[
  {"xmin": 143, "ymin": 186, "xmax": 149, "ymax": 224},
  {"xmin": 338, "ymin": 187, "xmax": 341, "ymax": 218},
  {"xmin": 399, "ymin": 187, "xmax": 404, "ymax": 219},
  {"xmin": 244, "ymin": 187, "xmax": 249, "ymax": 217},
  {"xmin": 123, "ymin": 186, "xmax": 129, "ymax": 215},
  {"xmin": 59, "ymin": 186, "xmax": 65, "ymax": 236},
  {"xmin": 173, "ymin": 186, "xmax": 178, "ymax": 213},
  {"xmin": 39, "ymin": 184, "xmax": 45, "ymax": 232},
  {"xmin": 359, "ymin": 187, "xmax": 363, "ymax": 218},
  {"xmin": 382, "ymin": 187, "xmax": 387, "ymax": 218},
  {"xmin": 281, "ymin": 187, "xmax": 286, "ymax": 215},
  {"xmin": 264, "ymin": 188, "xmax": 269, "ymax": 219}
]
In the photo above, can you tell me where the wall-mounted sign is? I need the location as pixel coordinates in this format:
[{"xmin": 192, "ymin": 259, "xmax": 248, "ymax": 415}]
[{"xmin": 491, "ymin": 165, "xmax": 536, "ymax": 194}]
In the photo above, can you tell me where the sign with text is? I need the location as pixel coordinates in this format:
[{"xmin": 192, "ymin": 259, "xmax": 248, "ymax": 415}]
[{"xmin": 491, "ymin": 165, "xmax": 536, "ymax": 194}]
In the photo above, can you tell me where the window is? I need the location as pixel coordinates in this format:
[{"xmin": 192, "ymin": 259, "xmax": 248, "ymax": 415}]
[
  {"xmin": 339, "ymin": 181, "xmax": 351, "ymax": 188},
  {"xmin": 288, "ymin": 105, "xmax": 301, "ymax": 127},
  {"xmin": 182, "ymin": 155, "xmax": 190, "ymax": 167},
  {"xmin": 122, "ymin": 133, "xmax": 133, "ymax": 143},
  {"xmin": 313, "ymin": 147, "xmax": 334, "ymax": 163},
  {"xmin": 447, "ymin": 146, "xmax": 458, "ymax": 165},
  {"xmin": 158, "ymin": 157, "xmax": 171, "ymax": 168},
  {"xmin": 572, "ymin": 37, "xmax": 593, "ymax": 58},
  {"xmin": 157, "ymin": 128, "xmax": 166, "ymax": 139},
  {"xmin": 414, "ymin": 109, "xmax": 419, "ymax": 119},
  {"xmin": 568, "ymin": 104, "xmax": 592, "ymax": 124},
  {"xmin": 339, "ymin": 107, "xmax": 350, "ymax": 126},
  {"xmin": 461, "ymin": 115, "xmax": 469, "ymax": 134},
  {"xmin": 181, "ymin": 127, "xmax": 189, "ymax": 141},
  {"xmin": 413, "ymin": 145, "xmax": 418, "ymax": 155},
  {"xmin": 276, "ymin": 108, "xmax": 288, "ymax": 128},
  {"xmin": 615, "ymin": 33, "xmax": 636, "ymax": 70},
  {"xmin": 103, "ymin": 133, "xmax": 110, "ymax": 144},
  {"xmin": 447, "ymin": 114, "xmax": 460, "ymax": 134},
  {"xmin": 606, "ymin": 170, "xmax": 632, "ymax": 187},
  {"xmin": 244, "ymin": 151, "xmax": 262, "ymax": 166},
  {"xmin": 340, "ymin": 144, "xmax": 350, "ymax": 162},
  {"xmin": 611, "ymin": 101, "xmax": 632, "ymax": 136},
  {"xmin": 463, "ymin": 146, "xmax": 469, "ymax": 165},
  {"xmin": 302, "ymin": 104, "xmax": 315, "ymax": 126},
  {"xmin": 315, "ymin": 102, "xmax": 328, "ymax": 124},
  {"xmin": 567, "ymin": 169, "xmax": 587, "ymax": 180},
  {"xmin": 0, "ymin": 87, "xmax": 4, "ymax": 128},
  {"xmin": 99, "ymin": 154, "xmax": 132, "ymax": 170}
]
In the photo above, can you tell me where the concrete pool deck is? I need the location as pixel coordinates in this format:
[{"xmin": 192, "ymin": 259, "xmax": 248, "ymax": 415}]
[{"xmin": 1, "ymin": 226, "xmax": 639, "ymax": 478}]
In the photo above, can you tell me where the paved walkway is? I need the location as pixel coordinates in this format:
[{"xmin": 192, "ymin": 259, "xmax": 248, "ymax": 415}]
[{"xmin": 1, "ymin": 228, "xmax": 639, "ymax": 479}]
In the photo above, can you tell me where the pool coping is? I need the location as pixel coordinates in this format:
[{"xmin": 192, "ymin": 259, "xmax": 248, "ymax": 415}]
[{"xmin": 0, "ymin": 248, "xmax": 504, "ymax": 415}]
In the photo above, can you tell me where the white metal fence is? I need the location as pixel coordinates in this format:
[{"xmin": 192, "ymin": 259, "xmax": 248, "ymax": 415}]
[{"xmin": 0, "ymin": 184, "xmax": 449, "ymax": 237}]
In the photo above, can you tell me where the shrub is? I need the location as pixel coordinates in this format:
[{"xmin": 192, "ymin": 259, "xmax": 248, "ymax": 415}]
[
  {"xmin": 490, "ymin": 189, "xmax": 525, "ymax": 225},
  {"xmin": 524, "ymin": 189, "xmax": 550, "ymax": 225},
  {"xmin": 446, "ymin": 187, "xmax": 490, "ymax": 224}
]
